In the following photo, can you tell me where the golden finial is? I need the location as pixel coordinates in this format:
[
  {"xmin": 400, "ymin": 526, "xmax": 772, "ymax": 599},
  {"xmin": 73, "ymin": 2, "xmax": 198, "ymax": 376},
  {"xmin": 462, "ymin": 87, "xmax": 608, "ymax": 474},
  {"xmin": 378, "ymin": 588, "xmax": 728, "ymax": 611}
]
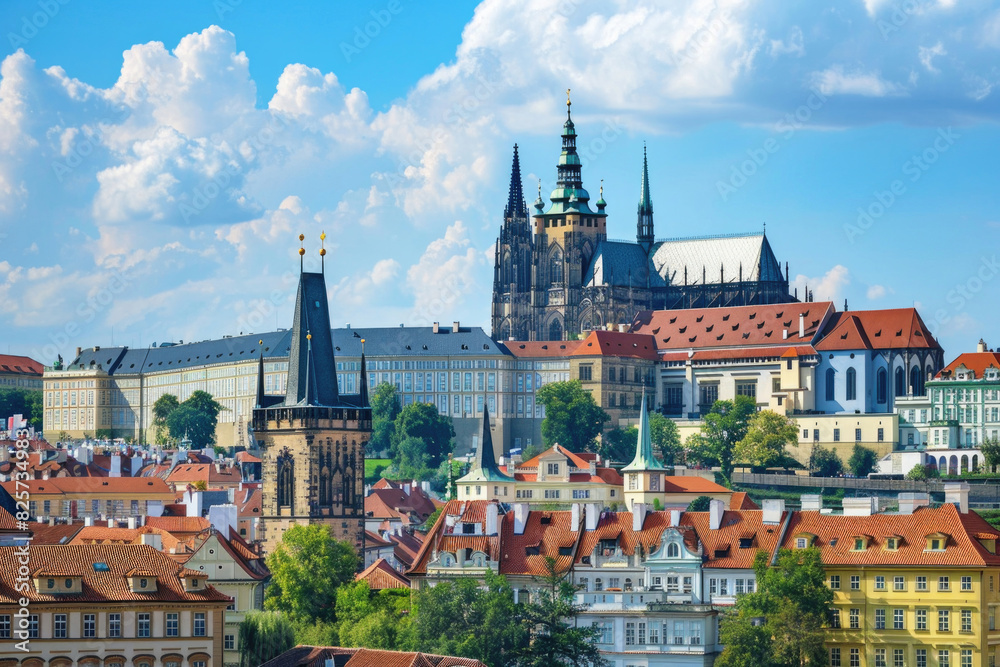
[
  {"xmin": 306, "ymin": 333, "xmax": 312, "ymax": 341},
  {"xmin": 566, "ymin": 88, "xmax": 571, "ymax": 107},
  {"xmin": 298, "ymin": 247, "xmax": 305, "ymax": 256},
  {"xmin": 319, "ymin": 248, "xmax": 326, "ymax": 256},
  {"xmin": 258, "ymin": 339, "xmax": 263, "ymax": 345},
  {"xmin": 298, "ymin": 233, "xmax": 305, "ymax": 242},
  {"xmin": 600, "ymin": 179, "xmax": 604, "ymax": 197},
  {"xmin": 320, "ymin": 231, "xmax": 326, "ymax": 241}
]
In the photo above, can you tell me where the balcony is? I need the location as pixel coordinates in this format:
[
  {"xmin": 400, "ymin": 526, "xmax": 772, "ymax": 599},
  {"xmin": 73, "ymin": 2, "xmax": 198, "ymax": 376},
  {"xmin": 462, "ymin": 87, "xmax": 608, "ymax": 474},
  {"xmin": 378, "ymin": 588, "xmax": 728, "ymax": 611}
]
[{"xmin": 577, "ymin": 590, "xmax": 666, "ymax": 610}]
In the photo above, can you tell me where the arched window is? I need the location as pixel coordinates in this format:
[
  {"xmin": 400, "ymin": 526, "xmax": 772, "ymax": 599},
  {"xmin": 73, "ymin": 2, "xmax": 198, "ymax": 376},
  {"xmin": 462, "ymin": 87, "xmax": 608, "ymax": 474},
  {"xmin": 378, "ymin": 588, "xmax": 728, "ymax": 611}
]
[
  {"xmin": 667, "ymin": 543, "xmax": 679, "ymax": 558},
  {"xmin": 846, "ymin": 368, "xmax": 857, "ymax": 401},
  {"xmin": 624, "ymin": 578, "xmax": 633, "ymax": 591},
  {"xmin": 550, "ymin": 249, "xmax": 564, "ymax": 285},
  {"xmin": 549, "ymin": 318, "xmax": 563, "ymax": 341},
  {"xmin": 825, "ymin": 368, "xmax": 835, "ymax": 401},
  {"xmin": 277, "ymin": 455, "xmax": 294, "ymax": 511},
  {"xmin": 895, "ymin": 368, "xmax": 905, "ymax": 397},
  {"xmin": 910, "ymin": 366, "xmax": 922, "ymax": 396},
  {"xmin": 595, "ymin": 577, "xmax": 603, "ymax": 591},
  {"xmin": 876, "ymin": 368, "xmax": 887, "ymax": 404}
]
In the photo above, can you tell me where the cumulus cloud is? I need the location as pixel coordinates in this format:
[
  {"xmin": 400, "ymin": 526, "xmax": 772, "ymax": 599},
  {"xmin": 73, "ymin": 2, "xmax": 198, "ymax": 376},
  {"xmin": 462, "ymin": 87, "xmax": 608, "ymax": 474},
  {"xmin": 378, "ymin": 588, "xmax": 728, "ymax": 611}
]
[
  {"xmin": 811, "ymin": 66, "xmax": 901, "ymax": 97},
  {"xmin": 919, "ymin": 42, "xmax": 947, "ymax": 73},
  {"xmin": 791, "ymin": 265, "xmax": 850, "ymax": 304},
  {"xmin": 867, "ymin": 284, "xmax": 890, "ymax": 300},
  {"xmin": 406, "ymin": 221, "xmax": 486, "ymax": 326}
]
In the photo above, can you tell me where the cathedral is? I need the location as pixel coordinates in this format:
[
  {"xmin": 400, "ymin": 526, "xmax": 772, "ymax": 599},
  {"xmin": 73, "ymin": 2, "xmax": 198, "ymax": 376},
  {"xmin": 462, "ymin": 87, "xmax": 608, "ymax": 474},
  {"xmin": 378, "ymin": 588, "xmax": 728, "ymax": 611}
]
[
  {"xmin": 253, "ymin": 236, "xmax": 371, "ymax": 555},
  {"xmin": 491, "ymin": 96, "xmax": 796, "ymax": 342}
]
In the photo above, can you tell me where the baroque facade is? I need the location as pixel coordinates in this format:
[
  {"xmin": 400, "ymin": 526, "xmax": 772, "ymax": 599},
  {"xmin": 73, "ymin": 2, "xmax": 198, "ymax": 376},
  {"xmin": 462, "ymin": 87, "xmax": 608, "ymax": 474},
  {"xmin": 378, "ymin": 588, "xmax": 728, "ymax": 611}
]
[{"xmin": 491, "ymin": 96, "xmax": 795, "ymax": 342}]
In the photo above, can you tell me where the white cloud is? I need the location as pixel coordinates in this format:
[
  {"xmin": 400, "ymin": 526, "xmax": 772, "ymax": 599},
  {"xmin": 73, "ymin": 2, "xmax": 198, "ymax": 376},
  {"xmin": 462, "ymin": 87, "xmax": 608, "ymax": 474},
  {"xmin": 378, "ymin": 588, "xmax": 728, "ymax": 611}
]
[
  {"xmin": 919, "ymin": 42, "xmax": 947, "ymax": 73},
  {"xmin": 769, "ymin": 26, "xmax": 805, "ymax": 57},
  {"xmin": 791, "ymin": 265, "xmax": 850, "ymax": 304},
  {"xmin": 867, "ymin": 284, "xmax": 889, "ymax": 300},
  {"xmin": 811, "ymin": 66, "xmax": 901, "ymax": 97},
  {"xmin": 406, "ymin": 221, "xmax": 486, "ymax": 326}
]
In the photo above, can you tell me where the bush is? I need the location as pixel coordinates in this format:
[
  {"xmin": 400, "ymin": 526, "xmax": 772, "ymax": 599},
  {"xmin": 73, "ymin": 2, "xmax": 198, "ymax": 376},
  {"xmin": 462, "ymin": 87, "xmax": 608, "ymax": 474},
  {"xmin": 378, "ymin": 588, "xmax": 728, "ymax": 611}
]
[{"xmin": 906, "ymin": 464, "xmax": 940, "ymax": 481}]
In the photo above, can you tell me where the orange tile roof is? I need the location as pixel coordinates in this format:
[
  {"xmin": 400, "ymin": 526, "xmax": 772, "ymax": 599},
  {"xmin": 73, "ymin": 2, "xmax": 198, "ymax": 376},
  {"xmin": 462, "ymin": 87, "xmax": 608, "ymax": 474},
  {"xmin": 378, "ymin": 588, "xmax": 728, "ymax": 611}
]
[
  {"xmin": 516, "ymin": 444, "xmax": 592, "ymax": 471},
  {"xmin": 408, "ymin": 500, "xmax": 500, "ymax": 575},
  {"xmin": 631, "ymin": 302, "xmax": 833, "ymax": 351},
  {"xmin": 68, "ymin": 525, "xmax": 185, "ymax": 552},
  {"xmin": 570, "ymin": 330, "xmax": 660, "ymax": 361},
  {"xmin": 729, "ymin": 492, "xmax": 760, "ymax": 510},
  {"xmin": 235, "ymin": 451, "xmax": 262, "ymax": 463},
  {"xmin": 662, "ymin": 476, "xmax": 732, "ymax": 494},
  {"xmin": 780, "ymin": 504, "xmax": 1000, "ymax": 566},
  {"xmin": 355, "ymin": 558, "xmax": 410, "ymax": 590},
  {"xmin": 815, "ymin": 308, "xmax": 940, "ymax": 351},
  {"xmin": 500, "ymin": 340, "xmax": 582, "ymax": 358},
  {"xmin": 937, "ymin": 351, "xmax": 1000, "ymax": 379},
  {"xmin": 690, "ymin": 345, "xmax": 817, "ymax": 361},
  {"xmin": 144, "ymin": 515, "xmax": 211, "ymax": 537},
  {"xmin": 0, "ymin": 354, "xmax": 43, "ymax": 375},
  {"xmin": 499, "ymin": 510, "xmax": 580, "ymax": 577},
  {"xmin": 0, "ymin": 544, "xmax": 231, "ymax": 604},
  {"xmin": 365, "ymin": 530, "xmax": 393, "ymax": 548},
  {"xmin": 390, "ymin": 531, "xmax": 424, "ymax": 568},
  {"xmin": 0, "ymin": 505, "xmax": 20, "ymax": 531},
  {"xmin": 575, "ymin": 511, "xmax": 671, "ymax": 563},
  {"xmin": 236, "ymin": 487, "xmax": 262, "ymax": 516},
  {"xmin": 0, "ymin": 477, "xmax": 173, "ymax": 497},
  {"xmin": 166, "ymin": 463, "xmax": 242, "ymax": 485},
  {"xmin": 344, "ymin": 649, "xmax": 485, "ymax": 667},
  {"xmin": 681, "ymin": 509, "xmax": 786, "ymax": 569}
]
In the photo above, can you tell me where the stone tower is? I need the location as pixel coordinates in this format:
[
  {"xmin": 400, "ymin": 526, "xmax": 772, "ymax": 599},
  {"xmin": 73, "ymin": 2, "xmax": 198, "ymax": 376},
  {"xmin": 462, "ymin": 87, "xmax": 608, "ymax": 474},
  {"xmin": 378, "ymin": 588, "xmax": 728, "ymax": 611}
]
[
  {"xmin": 253, "ymin": 236, "xmax": 371, "ymax": 555},
  {"xmin": 491, "ymin": 144, "xmax": 535, "ymax": 341}
]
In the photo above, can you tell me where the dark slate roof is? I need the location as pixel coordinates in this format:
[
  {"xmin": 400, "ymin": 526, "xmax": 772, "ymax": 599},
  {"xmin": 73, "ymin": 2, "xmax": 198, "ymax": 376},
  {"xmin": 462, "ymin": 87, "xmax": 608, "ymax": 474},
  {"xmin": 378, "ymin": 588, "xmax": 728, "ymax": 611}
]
[
  {"xmin": 285, "ymin": 272, "xmax": 339, "ymax": 407},
  {"xmin": 583, "ymin": 241, "xmax": 666, "ymax": 288},
  {"xmin": 65, "ymin": 327, "xmax": 508, "ymax": 377}
]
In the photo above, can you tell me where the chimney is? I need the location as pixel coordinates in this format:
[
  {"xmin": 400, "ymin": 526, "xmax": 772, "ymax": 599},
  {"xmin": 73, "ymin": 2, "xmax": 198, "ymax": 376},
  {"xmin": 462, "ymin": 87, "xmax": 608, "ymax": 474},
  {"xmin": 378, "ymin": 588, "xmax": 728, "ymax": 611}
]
[
  {"xmin": 513, "ymin": 503, "xmax": 529, "ymax": 535},
  {"xmin": 585, "ymin": 503, "xmax": 600, "ymax": 531},
  {"xmin": 571, "ymin": 503, "xmax": 581, "ymax": 533},
  {"xmin": 782, "ymin": 329, "xmax": 788, "ymax": 340},
  {"xmin": 709, "ymin": 499, "xmax": 725, "ymax": 530},
  {"xmin": 898, "ymin": 492, "xmax": 930, "ymax": 515},
  {"xmin": 978, "ymin": 339, "xmax": 988, "ymax": 353},
  {"xmin": 432, "ymin": 322, "xmax": 440, "ymax": 333},
  {"xmin": 75, "ymin": 346, "xmax": 81, "ymax": 358},
  {"xmin": 632, "ymin": 503, "xmax": 647, "ymax": 531},
  {"xmin": 618, "ymin": 323, "xmax": 627, "ymax": 333},
  {"xmin": 208, "ymin": 503, "xmax": 239, "ymax": 537},
  {"xmin": 84, "ymin": 516, "xmax": 93, "ymax": 527},
  {"xmin": 800, "ymin": 494, "xmax": 822, "ymax": 511},
  {"xmin": 485, "ymin": 502, "xmax": 499, "ymax": 535},
  {"xmin": 140, "ymin": 532, "xmax": 162, "ymax": 551},
  {"xmin": 762, "ymin": 499, "xmax": 785, "ymax": 525},
  {"xmin": 842, "ymin": 497, "xmax": 877, "ymax": 516},
  {"xmin": 48, "ymin": 517, "xmax": 54, "ymax": 526},
  {"xmin": 107, "ymin": 519, "xmax": 114, "ymax": 528},
  {"xmin": 127, "ymin": 517, "xmax": 136, "ymax": 530},
  {"xmin": 670, "ymin": 509, "xmax": 681, "ymax": 527},
  {"xmin": 799, "ymin": 314, "xmax": 805, "ymax": 338},
  {"xmin": 110, "ymin": 454, "xmax": 122, "ymax": 478},
  {"xmin": 452, "ymin": 321, "xmax": 460, "ymax": 333},
  {"xmin": 944, "ymin": 482, "xmax": 970, "ymax": 514}
]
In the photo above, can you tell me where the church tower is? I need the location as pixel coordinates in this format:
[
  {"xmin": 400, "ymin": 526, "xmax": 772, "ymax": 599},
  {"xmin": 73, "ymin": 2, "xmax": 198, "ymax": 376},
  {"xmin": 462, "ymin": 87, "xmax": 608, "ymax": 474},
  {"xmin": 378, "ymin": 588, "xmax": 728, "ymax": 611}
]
[
  {"xmin": 637, "ymin": 145, "xmax": 655, "ymax": 251},
  {"xmin": 491, "ymin": 145, "xmax": 535, "ymax": 341},
  {"xmin": 457, "ymin": 402, "xmax": 513, "ymax": 501},
  {"xmin": 622, "ymin": 392, "xmax": 665, "ymax": 511},
  {"xmin": 254, "ymin": 234, "xmax": 371, "ymax": 555},
  {"xmin": 529, "ymin": 90, "xmax": 608, "ymax": 341}
]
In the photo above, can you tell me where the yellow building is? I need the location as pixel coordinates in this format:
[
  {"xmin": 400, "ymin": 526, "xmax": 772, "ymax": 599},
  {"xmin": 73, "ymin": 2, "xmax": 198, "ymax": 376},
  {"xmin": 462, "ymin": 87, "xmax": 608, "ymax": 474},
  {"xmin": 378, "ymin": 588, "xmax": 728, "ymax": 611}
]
[
  {"xmin": 0, "ymin": 477, "xmax": 175, "ymax": 521},
  {"xmin": 0, "ymin": 543, "xmax": 230, "ymax": 667},
  {"xmin": 569, "ymin": 329, "xmax": 659, "ymax": 428},
  {"xmin": 782, "ymin": 494, "xmax": 1000, "ymax": 667},
  {"xmin": 0, "ymin": 354, "xmax": 43, "ymax": 391}
]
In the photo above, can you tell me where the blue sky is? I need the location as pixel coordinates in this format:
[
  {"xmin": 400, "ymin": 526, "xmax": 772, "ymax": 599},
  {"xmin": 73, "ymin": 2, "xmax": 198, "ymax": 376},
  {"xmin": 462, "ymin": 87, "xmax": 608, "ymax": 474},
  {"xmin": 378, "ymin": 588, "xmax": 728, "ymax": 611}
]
[{"xmin": 0, "ymin": 0, "xmax": 997, "ymax": 365}]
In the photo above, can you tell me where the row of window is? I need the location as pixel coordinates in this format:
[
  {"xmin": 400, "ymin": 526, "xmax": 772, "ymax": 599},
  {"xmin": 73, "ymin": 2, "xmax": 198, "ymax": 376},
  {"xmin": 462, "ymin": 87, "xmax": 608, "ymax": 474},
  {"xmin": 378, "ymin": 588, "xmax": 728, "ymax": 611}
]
[
  {"xmin": 593, "ymin": 620, "xmax": 703, "ymax": 646},
  {"xmin": 830, "ymin": 607, "xmax": 975, "ymax": 632},
  {"xmin": 803, "ymin": 428, "xmax": 886, "ymax": 443},
  {"xmin": 830, "ymin": 575, "xmax": 972, "ymax": 592},
  {"xmin": 831, "ymin": 648, "xmax": 973, "ymax": 667},
  {"xmin": 0, "ymin": 612, "xmax": 207, "ymax": 639}
]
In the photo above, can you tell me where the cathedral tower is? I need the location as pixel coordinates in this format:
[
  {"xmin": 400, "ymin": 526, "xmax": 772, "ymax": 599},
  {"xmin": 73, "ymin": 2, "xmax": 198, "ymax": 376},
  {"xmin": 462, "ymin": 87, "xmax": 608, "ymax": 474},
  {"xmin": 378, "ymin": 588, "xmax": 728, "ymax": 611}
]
[
  {"xmin": 491, "ymin": 144, "xmax": 535, "ymax": 341},
  {"xmin": 254, "ymin": 234, "xmax": 371, "ymax": 555},
  {"xmin": 637, "ymin": 145, "xmax": 655, "ymax": 251}
]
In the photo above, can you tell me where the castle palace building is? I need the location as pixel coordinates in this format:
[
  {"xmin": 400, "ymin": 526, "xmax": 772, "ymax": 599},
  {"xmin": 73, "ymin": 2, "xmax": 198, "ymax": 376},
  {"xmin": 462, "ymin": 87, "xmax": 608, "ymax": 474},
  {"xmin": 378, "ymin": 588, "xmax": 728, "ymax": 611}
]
[{"xmin": 491, "ymin": 96, "xmax": 795, "ymax": 342}]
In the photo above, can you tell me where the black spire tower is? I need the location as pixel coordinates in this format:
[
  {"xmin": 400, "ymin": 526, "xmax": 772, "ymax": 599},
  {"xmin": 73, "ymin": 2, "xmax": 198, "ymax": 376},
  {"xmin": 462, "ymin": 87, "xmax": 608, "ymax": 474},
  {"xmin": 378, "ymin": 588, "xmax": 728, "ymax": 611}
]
[{"xmin": 637, "ymin": 144, "xmax": 655, "ymax": 251}]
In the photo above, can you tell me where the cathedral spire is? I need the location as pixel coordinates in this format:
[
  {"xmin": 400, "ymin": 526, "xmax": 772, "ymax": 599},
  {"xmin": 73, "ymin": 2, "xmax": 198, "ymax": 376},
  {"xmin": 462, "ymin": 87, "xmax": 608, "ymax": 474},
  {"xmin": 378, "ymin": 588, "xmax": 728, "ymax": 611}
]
[
  {"xmin": 637, "ymin": 144, "xmax": 655, "ymax": 249},
  {"xmin": 623, "ymin": 391, "xmax": 663, "ymax": 472},
  {"xmin": 504, "ymin": 144, "xmax": 528, "ymax": 220},
  {"xmin": 358, "ymin": 339, "xmax": 369, "ymax": 408},
  {"xmin": 255, "ymin": 345, "xmax": 265, "ymax": 410}
]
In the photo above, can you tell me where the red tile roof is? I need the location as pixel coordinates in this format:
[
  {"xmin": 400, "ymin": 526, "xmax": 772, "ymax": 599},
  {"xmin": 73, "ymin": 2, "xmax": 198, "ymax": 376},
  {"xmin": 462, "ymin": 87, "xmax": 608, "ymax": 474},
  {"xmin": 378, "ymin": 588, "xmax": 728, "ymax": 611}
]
[
  {"xmin": 662, "ymin": 476, "xmax": 731, "ymax": 494},
  {"xmin": 0, "ymin": 544, "xmax": 231, "ymax": 604},
  {"xmin": 780, "ymin": 504, "xmax": 1000, "ymax": 566},
  {"xmin": 259, "ymin": 645, "xmax": 358, "ymax": 667},
  {"xmin": 144, "ymin": 515, "xmax": 211, "ymax": 537},
  {"xmin": 570, "ymin": 330, "xmax": 660, "ymax": 361},
  {"xmin": 68, "ymin": 525, "xmax": 185, "ymax": 552},
  {"xmin": 690, "ymin": 345, "xmax": 817, "ymax": 361},
  {"xmin": 500, "ymin": 340, "xmax": 583, "ymax": 358},
  {"xmin": 681, "ymin": 509, "xmax": 786, "ymax": 569},
  {"xmin": 937, "ymin": 351, "xmax": 1000, "ymax": 379},
  {"xmin": 575, "ymin": 511, "xmax": 671, "ymax": 563},
  {"xmin": 356, "ymin": 558, "xmax": 410, "ymax": 590},
  {"xmin": 0, "ymin": 477, "xmax": 174, "ymax": 497},
  {"xmin": 345, "ymin": 649, "xmax": 485, "ymax": 667},
  {"xmin": 166, "ymin": 463, "xmax": 242, "ymax": 486},
  {"xmin": 729, "ymin": 492, "xmax": 760, "ymax": 510},
  {"xmin": 365, "ymin": 530, "xmax": 393, "ymax": 548},
  {"xmin": 815, "ymin": 308, "xmax": 940, "ymax": 351},
  {"xmin": 408, "ymin": 500, "xmax": 500, "ymax": 575},
  {"xmin": 499, "ymin": 510, "xmax": 580, "ymax": 577},
  {"xmin": 631, "ymin": 302, "xmax": 834, "ymax": 351},
  {"xmin": 26, "ymin": 521, "xmax": 86, "ymax": 544},
  {"xmin": 235, "ymin": 451, "xmax": 262, "ymax": 463},
  {"xmin": 390, "ymin": 531, "xmax": 424, "ymax": 568},
  {"xmin": 0, "ymin": 354, "xmax": 43, "ymax": 376}
]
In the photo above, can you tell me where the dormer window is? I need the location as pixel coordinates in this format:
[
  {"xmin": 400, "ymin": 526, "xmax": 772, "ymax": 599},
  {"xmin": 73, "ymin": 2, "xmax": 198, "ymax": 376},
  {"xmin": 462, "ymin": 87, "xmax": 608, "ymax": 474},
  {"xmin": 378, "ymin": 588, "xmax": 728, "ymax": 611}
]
[
  {"xmin": 796, "ymin": 538, "xmax": 807, "ymax": 549},
  {"xmin": 794, "ymin": 533, "xmax": 816, "ymax": 549},
  {"xmin": 739, "ymin": 537, "xmax": 754, "ymax": 549},
  {"xmin": 925, "ymin": 533, "xmax": 949, "ymax": 551},
  {"xmin": 667, "ymin": 543, "xmax": 679, "ymax": 558},
  {"xmin": 885, "ymin": 536, "xmax": 902, "ymax": 551},
  {"xmin": 140, "ymin": 578, "xmax": 148, "ymax": 589},
  {"xmin": 47, "ymin": 579, "xmax": 54, "ymax": 589},
  {"xmin": 854, "ymin": 538, "xmax": 864, "ymax": 550}
]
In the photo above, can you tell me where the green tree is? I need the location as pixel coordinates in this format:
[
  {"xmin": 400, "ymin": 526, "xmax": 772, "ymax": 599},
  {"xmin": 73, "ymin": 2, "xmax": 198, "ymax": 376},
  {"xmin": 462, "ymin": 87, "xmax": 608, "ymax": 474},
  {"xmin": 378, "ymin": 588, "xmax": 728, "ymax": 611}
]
[
  {"xmin": 166, "ymin": 391, "xmax": 224, "ymax": 448},
  {"xmin": 236, "ymin": 610, "xmax": 296, "ymax": 667},
  {"xmin": 370, "ymin": 383, "xmax": 401, "ymax": 456},
  {"xmin": 649, "ymin": 412, "xmax": 682, "ymax": 464},
  {"xmin": 537, "ymin": 380, "xmax": 609, "ymax": 452},
  {"xmin": 735, "ymin": 410, "xmax": 799, "ymax": 470},
  {"xmin": 686, "ymin": 395, "xmax": 756, "ymax": 483},
  {"xmin": 601, "ymin": 426, "xmax": 638, "ymax": 462},
  {"xmin": 717, "ymin": 548, "xmax": 832, "ymax": 667},
  {"xmin": 264, "ymin": 524, "xmax": 360, "ymax": 623},
  {"xmin": 687, "ymin": 495, "xmax": 713, "ymax": 512},
  {"xmin": 981, "ymin": 437, "xmax": 1000, "ymax": 473},
  {"xmin": 396, "ymin": 435, "xmax": 432, "ymax": 479},
  {"xmin": 0, "ymin": 388, "xmax": 43, "ymax": 429},
  {"xmin": 810, "ymin": 447, "xmax": 844, "ymax": 477},
  {"xmin": 518, "ymin": 557, "xmax": 610, "ymax": 667},
  {"xmin": 848, "ymin": 444, "xmax": 879, "ymax": 478},
  {"xmin": 392, "ymin": 402, "xmax": 455, "ymax": 469},
  {"xmin": 906, "ymin": 463, "xmax": 940, "ymax": 481}
]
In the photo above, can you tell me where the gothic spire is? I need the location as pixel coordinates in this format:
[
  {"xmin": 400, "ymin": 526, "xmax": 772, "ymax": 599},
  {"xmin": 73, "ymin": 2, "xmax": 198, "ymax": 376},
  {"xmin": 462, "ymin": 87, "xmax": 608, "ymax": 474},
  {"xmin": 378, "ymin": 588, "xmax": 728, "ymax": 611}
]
[
  {"xmin": 623, "ymin": 391, "xmax": 663, "ymax": 471},
  {"xmin": 459, "ymin": 402, "xmax": 511, "ymax": 483},
  {"xmin": 255, "ymin": 346, "xmax": 265, "ymax": 409},
  {"xmin": 504, "ymin": 144, "xmax": 528, "ymax": 220},
  {"xmin": 637, "ymin": 144, "xmax": 655, "ymax": 248},
  {"xmin": 358, "ymin": 339, "xmax": 369, "ymax": 408}
]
